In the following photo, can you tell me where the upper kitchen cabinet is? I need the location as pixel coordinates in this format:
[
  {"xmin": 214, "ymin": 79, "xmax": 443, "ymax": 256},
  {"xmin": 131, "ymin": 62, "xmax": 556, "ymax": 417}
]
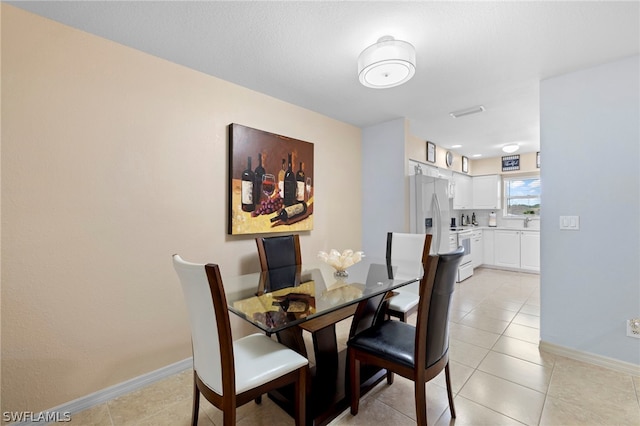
[
  {"xmin": 453, "ymin": 172, "xmax": 473, "ymax": 209},
  {"xmin": 473, "ymin": 174, "xmax": 501, "ymax": 209}
]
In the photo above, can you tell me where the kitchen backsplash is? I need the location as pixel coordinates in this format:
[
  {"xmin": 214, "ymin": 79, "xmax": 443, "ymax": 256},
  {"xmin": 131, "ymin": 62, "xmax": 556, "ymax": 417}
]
[{"xmin": 451, "ymin": 206, "xmax": 540, "ymax": 229}]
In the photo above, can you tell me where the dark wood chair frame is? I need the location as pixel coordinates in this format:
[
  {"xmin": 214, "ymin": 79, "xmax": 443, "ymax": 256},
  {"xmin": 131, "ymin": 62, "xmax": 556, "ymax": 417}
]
[
  {"xmin": 189, "ymin": 263, "xmax": 307, "ymax": 426},
  {"xmin": 348, "ymin": 250, "xmax": 460, "ymax": 426},
  {"xmin": 385, "ymin": 232, "xmax": 431, "ymax": 322}
]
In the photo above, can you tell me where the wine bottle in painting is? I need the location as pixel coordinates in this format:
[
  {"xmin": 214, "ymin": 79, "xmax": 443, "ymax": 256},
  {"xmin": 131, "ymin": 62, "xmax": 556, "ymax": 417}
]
[
  {"xmin": 254, "ymin": 153, "xmax": 265, "ymax": 203},
  {"xmin": 284, "ymin": 153, "xmax": 296, "ymax": 206},
  {"xmin": 278, "ymin": 158, "xmax": 286, "ymax": 198},
  {"xmin": 270, "ymin": 201, "xmax": 307, "ymax": 223},
  {"xmin": 296, "ymin": 161, "xmax": 305, "ymax": 202},
  {"xmin": 241, "ymin": 156, "xmax": 255, "ymax": 212}
]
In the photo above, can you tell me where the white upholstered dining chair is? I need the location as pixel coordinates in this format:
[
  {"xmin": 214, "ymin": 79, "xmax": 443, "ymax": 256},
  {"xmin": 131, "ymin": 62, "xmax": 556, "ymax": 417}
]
[
  {"xmin": 385, "ymin": 232, "xmax": 432, "ymax": 322},
  {"xmin": 172, "ymin": 254, "xmax": 308, "ymax": 426}
]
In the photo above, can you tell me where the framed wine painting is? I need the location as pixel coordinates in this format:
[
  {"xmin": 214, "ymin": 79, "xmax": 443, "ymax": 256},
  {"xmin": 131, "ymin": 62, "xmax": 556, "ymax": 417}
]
[{"xmin": 228, "ymin": 124, "xmax": 314, "ymax": 235}]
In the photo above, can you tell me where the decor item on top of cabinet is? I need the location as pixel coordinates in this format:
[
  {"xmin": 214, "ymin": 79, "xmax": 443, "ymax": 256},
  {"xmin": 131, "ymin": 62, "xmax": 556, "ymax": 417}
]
[
  {"xmin": 536, "ymin": 151, "xmax": 540, "ymax": 168},
  {"xmin": 502, "ymin": 155, "xmax": 520, "ymax": 172},
  {"xmin": 462, "ymin": 156, "xmax": 469, "ymax": 173},
  {"xmin": 426, "ymin": 141, "xmax": 436, "ymax": 163},
  {"xmin": 445, "ymin": 151, "xmax": 454, "ymax": 168},
  {"xmin": 228, "ymin": 123, "xmax": 314, "ymax": 235}
]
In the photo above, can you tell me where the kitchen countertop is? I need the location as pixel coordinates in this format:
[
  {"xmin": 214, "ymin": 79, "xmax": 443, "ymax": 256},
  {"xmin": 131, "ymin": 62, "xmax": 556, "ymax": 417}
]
[{"xmin": 450, "ymin": 226, "xmax": 540, "ymax": 233}]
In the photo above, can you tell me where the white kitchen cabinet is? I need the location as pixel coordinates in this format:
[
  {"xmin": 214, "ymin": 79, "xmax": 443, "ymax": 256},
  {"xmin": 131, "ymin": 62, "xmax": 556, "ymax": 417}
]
[
  {"xmin": 473, "ymin": 175, "xmax": 501, "ymax": 209},
  {"xmin": 520, "ymin": 231, "xmax": 540, "ymax": 272},
  {"xmin": 453, "ymin": 173, "xmax": 472, "ymax": 209},
  {"xmin": 483, "ymin": 229, "xmax": 495, "ymax": 265},
  {"xmin": 471, "ymin": 230, "xmax": 483, "ymax": 268},
  {"xmin": 493, "ymin": 229, "xmax": 540, "ymax": 272},
  {"xmin": 494, "ymin": 230, "xmax": 521, "ymax": 268}
]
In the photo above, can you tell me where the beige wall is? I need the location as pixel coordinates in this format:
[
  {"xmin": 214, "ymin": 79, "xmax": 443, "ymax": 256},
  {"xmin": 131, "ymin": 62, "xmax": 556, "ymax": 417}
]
[
  {"xmin": 1, "ymin": 5, "xmax": 362, "ymax": 413},
  {"xmin": 406, "ymin": 133, "xmax": 459, "ymax": 172},
  {"xmin": 472, "ymin": 151, "xmax": 540, "ymax": 176}
]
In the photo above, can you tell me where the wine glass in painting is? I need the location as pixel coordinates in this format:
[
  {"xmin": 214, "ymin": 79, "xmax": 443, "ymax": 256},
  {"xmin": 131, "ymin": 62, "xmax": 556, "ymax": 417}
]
[{"xmin": 262, "ymin": 174, "xmax": 276, "ymax": 198}]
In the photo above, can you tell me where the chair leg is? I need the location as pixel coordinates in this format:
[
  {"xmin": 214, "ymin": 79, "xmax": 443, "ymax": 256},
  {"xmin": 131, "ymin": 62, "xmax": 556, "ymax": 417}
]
[
  {"xmin": 349, "ymin": 350, "xmax": 361, "ymax": 415},
  {"xmin": 191, "ymin": 376, "xmax": 200, "ymax": 426},
  {"xmin": 414, "ymin": 382, "xmax": 427, "ymax": 426},
  {"xmin": 254, "ymin": 395, "xmax": 262, "ymax": 404},
  {"xmin": 294, "ymin": 366, "xmax": 307, "ymax": 426},
  {"xmin": 386, "ymin": 370, "xmax": 395, "ymax": 384},
  {"xmin": 445, "ymin": 362, "xmax": 456, "ymax": 418}
]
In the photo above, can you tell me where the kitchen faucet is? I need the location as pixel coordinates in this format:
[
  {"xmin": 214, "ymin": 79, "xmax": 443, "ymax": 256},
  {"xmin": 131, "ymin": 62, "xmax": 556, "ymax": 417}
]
[{"xmin": 524, "ymin": 216, "xmax": 532, "ymax": 228}]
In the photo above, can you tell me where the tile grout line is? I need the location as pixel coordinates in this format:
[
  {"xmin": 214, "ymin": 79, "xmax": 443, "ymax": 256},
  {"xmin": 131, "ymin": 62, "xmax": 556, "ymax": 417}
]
[{"xmin": 535, "ymin": 357, "xmax": 559, "ymax": 425}]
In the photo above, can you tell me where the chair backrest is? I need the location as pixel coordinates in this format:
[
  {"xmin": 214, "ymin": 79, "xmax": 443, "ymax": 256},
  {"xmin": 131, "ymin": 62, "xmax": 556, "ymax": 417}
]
[
  {"xmin": 386, "ymin": 232, "xmax": 432, "ymax": 291},
  {"xmin": 415, "ymin": 246, "xmax": 464, "ymax": 369},
  {"xmin": 172, "ymin": 255, "xmax": 233, "ymax": 396},
  {"xmin": 256, "ymin": 234, "xmax": 302, "ymax": 291}
]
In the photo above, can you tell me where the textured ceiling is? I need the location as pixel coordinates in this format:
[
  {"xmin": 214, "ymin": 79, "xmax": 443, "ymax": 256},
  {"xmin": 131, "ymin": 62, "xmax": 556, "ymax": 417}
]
[{"xmin": 9, "ymin": 1, "xmax": 640, "ymax": 158}]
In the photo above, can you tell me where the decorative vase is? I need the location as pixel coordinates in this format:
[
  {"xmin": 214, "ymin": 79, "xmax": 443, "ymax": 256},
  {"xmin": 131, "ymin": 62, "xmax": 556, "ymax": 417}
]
[{"xmin": 317, "ymin": 249, "xmax": 364, "ymax": 280}]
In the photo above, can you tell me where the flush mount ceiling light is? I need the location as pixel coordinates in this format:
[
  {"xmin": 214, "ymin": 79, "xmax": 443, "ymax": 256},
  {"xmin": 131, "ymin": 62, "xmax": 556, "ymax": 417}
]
[
  {"xmin": 449, "ymin": 105, "xmax": 486, "ymax": 118},
  {"xmin": 502, "ymin": 144, "xmax": 520, "ymax": 153},
  {"xmin": 358, "ymin": 35, "xmax": 416, "ymax": 89}
]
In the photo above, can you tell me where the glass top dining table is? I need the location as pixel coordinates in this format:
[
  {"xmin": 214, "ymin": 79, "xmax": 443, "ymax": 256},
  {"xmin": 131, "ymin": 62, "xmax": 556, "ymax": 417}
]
[
  {"xmin": 224, "ymin": 256, "xmax": 423, "ymax": 335},
  {"xmin": 224, "ymin": 257, "xmax": 424, "ymax": 426}
]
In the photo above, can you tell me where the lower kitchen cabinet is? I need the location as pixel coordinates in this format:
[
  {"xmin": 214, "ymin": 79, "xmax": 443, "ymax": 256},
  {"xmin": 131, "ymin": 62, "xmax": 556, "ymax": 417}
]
[
  {"xmin": 483, "ymin": 229, "xmax": 495, "ymax": 265},
  {"xmin": 520, "ymin": 231, "xmax": 540, "ymax": 272},
  {"xmin": 491, "ymin": 229, "xmax": 540, "ymax": 272},
  {"xmin": 471, "ymin": 230, "xmax": 483, "ymax": 268},
  {"xmin": 495, "ymin": 230, "xmax": 521, "ymax": 268}
]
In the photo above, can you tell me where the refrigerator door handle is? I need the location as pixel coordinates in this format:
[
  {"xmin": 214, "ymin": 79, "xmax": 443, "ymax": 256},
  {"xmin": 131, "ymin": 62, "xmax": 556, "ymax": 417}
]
[{"xmin": 432, "ymin": 192, "xmax": 442, "ymax": 253}]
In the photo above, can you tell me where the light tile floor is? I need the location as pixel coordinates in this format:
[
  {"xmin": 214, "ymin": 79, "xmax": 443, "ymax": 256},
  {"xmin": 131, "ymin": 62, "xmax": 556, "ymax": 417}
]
[{"xmin": 68, "ymin": 268, "xmax": 640, "ymax": 425}]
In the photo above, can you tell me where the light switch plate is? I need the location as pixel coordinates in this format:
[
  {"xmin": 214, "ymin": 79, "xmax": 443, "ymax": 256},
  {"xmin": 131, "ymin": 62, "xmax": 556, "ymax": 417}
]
[{"xmin": 560, "ymin": 215, "xmax": 580, "ymax": 230}]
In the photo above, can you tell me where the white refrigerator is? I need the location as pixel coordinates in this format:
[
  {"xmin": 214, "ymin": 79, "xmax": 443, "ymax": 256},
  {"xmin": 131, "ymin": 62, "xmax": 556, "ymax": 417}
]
[{"xmin": 409, "ymin": 174, "xmax": 451, "ymax": 254}]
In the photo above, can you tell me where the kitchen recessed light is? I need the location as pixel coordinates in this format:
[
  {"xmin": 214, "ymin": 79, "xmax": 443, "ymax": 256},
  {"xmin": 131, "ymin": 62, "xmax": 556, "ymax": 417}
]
[
  {"xmin": 472, "ymin": 154, "xmax": 482, "ymax": 157},
  {"xmin": 502, "ymin": 144, "xmax": 520, "ymax": 153},
  {"xmin": 451, "ymin": 145, "xmax": 462, "ymax": 148},
  {"xmin": 449, "ymin": 105, "xmax": 485, "ymax": 118}
]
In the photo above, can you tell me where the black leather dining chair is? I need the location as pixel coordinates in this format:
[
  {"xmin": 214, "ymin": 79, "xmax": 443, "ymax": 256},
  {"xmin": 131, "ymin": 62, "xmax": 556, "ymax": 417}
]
[
  {"xmin": 255, "ymin": 234, "xmax": 301, "ymax": 291},
  {"xmin": 347, "ymin": 246, "xmax": 464, "ymax": 426}
]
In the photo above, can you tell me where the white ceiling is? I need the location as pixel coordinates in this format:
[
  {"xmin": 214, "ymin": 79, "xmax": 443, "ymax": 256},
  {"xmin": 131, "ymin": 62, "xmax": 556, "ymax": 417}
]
[{"xmin": 10, "ymin": 1, "xmax": 640, "ymax": 158}]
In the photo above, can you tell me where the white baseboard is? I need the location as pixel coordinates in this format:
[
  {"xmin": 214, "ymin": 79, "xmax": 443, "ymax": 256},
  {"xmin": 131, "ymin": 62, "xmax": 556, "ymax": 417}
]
[
  {"xmin": 8, "ymin": 357, "xmax": 193, "ymax": 426},
  {"xmin": 539, "ymin": 340, "xmax": 640, "ymax": 376}
]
